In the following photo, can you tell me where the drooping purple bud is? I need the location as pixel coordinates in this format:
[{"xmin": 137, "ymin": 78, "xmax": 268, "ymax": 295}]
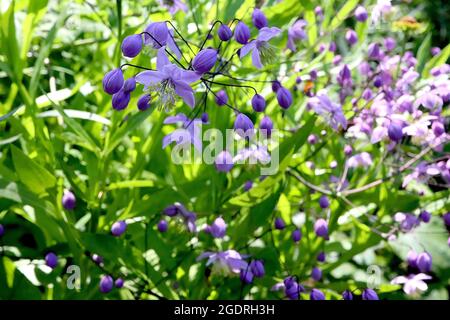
[
  {"xmin": 432, "ymin": 121, "xmax": 445, "ymax": 137},
  {"xmin": 354, "ymin": 6, "xmax": 368, "ymax": 22},
  {"xmin": 103, "ymin": 68, "xmax": 124, "ymax": 95},
  {"xmin": 112, "ymin": 89, "xmax": 131, "ymax": 111},
  {"xmin": 207, "ymin": 216, "xmax": 227, "ymax": 238},
  {"xmin": 274, "ymin": 217, "xmax": 286, "ymax": 230},
  {"xmin": 307, "ymin": 134, "xmax": 318, "ymax": 145},
  {"xmin": 122, "ymin": 78, "xmax": 136, "ymax": 93},
  {"xmin": 417, "ymin": 252, "xmax": 432, "ymax": 273},
  {"xmin": 362, "ymin": 88, "xmax": 373, "ymax": 101},
  {"xmin": 111, "ymin": 220, "xmax": 127, "ymax": 237},
  {"xmin": 344, "ymin": 145, "xmax": 353, "ymax": 156},
  {"xmin": 277, "ymin": 87, "xmax": 293, "ymax": 109},
  {"xmin": 250, "ymin": 260, "xmax": 265, "ymax": 278},
  {"xmin": 362, "ymin": 288, "xmax": 379, "ymax": 300},
  {"xmin": 45, "ymin": 252, "xmax": 58, "ymax": 269},
  {"xmin": 314, "ymin": 6, "xmax": 323, "ymax": 17},
  {"xmin": 359, "ymin": 62, "xmax": 372, "ymax": 76},
  {"xmin": 271, "ymin": 81, "xmax": 282, "ymax": 93},
  {"xmin": 388, "ymin": 122, "xmax": 403, "ymax": 142},
  {"xmin": 157, "ymin": 220, "xmax": 168, "ymax": 232},
  {"xmin": 292, "ymin": 229, "xmax": 302, "ymax": 242},
  {"xmin": 121, "ymin": 34, "xmax": 143, "ymax": 58},
  {"xmin": 368, "ymin": 43, "xmax": 381, "ymax": 60},
  {"xmin": 0, "ymin": 224, "xmax": 4, "ymax": 237},
  {"xmin": 384, "ymin": 37, "xmax": 396, "ymax": 51},
  {"xmin": 252, "ymin": 8, "xmax": 268, "ymax": 29},
  {"xmin": 311, "ymin": 267, "xmax": 322, "ymax": 281},
  {"xmin": 137, "ymin": 94, "xmax": 152, "ymax": 111},
  {"xmin": 319, "ymin": 195, "xmax": 330, "ymax": 209},
  {"xmin": 345, "ymin": 29, "xmax": 358, "ymax": 46},
  {"xmin": 333, "ymin": 55, "xmax": 342, "ymax": 65},
  {"xmin": 431, "ymin": 47, "xmax": 441, "ymax": 56},
  {"xmin": 443, "ymin": 212, "xmax": 450, "ymax": 226},
  {"xmin": 419, "ymin": 210, "xmax": 431, "ymax": 223},
  {"xmin": 309, "ymin": 70, "xmax": 317, "ymax": 81},
  {"xmin": 329, "ymin": 41, "xmax": 337, "ymax": 52},
  {"xmin": 215, "ymin": 90, "xmax": 228, "ymax": 106},
  {"xmin": 192, "ymin": 48, "xmax": 217, "ymax": 74},
  {"xmin": 234, "ymin": 113, "xmax": 254, "ymax": 138},
  {"xmin": 284, "ymin": 277, "xmax": 304, "ymax": 300},
  {"xmin": 251, "ymin": 94, "xmax": 266, "ymax": 112},
  {"xmin": 310, "ymin": 289, "xmax": 325, "ymax": 300},
  {"xmin": 243, "ymin": 180, "xmax": 253, "ymax": 191},
  {"xmin": 235, "ymin": 22, "xmax": 251, "ymax": 44},
  {"xmin": 218, "ymin": 24, "xmax": 233, "ymax": 41},
  {"xmin": 164, "ymin": 205, "xmax": 179, "ymax": 217},
  {"xmin": 317, "ymin": 251, "xmax": 326, "ymax": 262},
  {"xmin": 240, "ymin": 269, "xmax": 254, "ymax": 284},
  {"xmin": 215, "ymin": 150, "xmax": 234, "ymax": 172},
  {"xmin": 406, "ymin": 250, "xmax": 418, "ymax": 268},
  {"xmin": 342, "ymin": 290, "xmax": 353, "ymax": 300},
  {"xmin": 92, "ymin": 253, "xmax": 104, "ymax": 265},
  {"xmin": 99, "ymin": 275, "xmax": 114, "ymax": 293},
  {"xmin": 260, "ymin": 115, "xmax": 273, "ymax": 138},
  {"xmin": 115, "ymin": 278, "xmax": 124, "ymax": 288},
  {"xmin": 62, "ymin": 190, "xmax": 76, "ymax": 210},
  {"xmin": 337, "ymin": 64, "xmax": 352, "ymax": 86},
  {"xmin": 373, "ymin": 76, "xmax": 383, "ymax": 88},
  {"xmin": 201, "ymin": 112, "xmax": 209, "ymax": 123},
  {"xmin": 314, "ymin": 219, "xmax": 329, "ymax": 239}
]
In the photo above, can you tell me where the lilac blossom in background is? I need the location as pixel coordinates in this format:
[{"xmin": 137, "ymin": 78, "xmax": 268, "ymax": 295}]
[
  {"xmin": 394, "ymin": 212, "xmax": 420, "ymax": 232},
  {"xmin": 347, "ymin": 152, "xmax": 373, "ymax": 168},
  {"xmin": 158, "ymin": 0, "xmax": 187, "ymax": 15},
  {"xmin": 162, "ymin": 113, "xmax": 203, "ymax": 151},
  {"xmin": 215, "ymin": 150, "xmax": 234, "ymax": 172},
  {"xmin": 287, "ymin": 20, "xmax": 307, "ymax": 52},
  {"xmin": 233, "ymin": 145, "xmax": 271, "ymax": 165},
  {"xmin": 271, "ymin": 276, "xmax": 305, "ymax": 300},
  {"xmin": 240, "ymin": 27, "xmax": 281, "ymax": 68},
  {"xmin": 197, "ymin": 250, "xmax": 247, "ymax": 276},
  {"xmin": 402, "ymin": 162, "xmax": 441, "ymax": 188},
  {"xmin": 391, "ymin": 274, "xmax": 432, "ymax": 295},
  {"xmin": 372, "ymin": 0, "xmax": 393, "ymax": 24},
  {"xmin": 309, "ymin": 92, "xmax": 347, "ymax": 131},
  {"xmin": 205, "ymin": 216, "xmax": 227, "ymax": 238}
]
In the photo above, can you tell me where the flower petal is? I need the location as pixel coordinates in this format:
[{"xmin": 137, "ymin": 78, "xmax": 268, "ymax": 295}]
[
  {"xmin": 135, "ymin": 70, "xmax": 165, "ymax": 86},
  {"xmin": 174, "ymin": 81, "xmax": 195, "ymax": 108},
  {"xmin": 252, "ymin": 48, "xmax": 263, "ymax": 69},
  {"xmin": 239, "ymin": 41, "xmax": 256, "ymax": 58},
  {"xmin": 157, "ymin": 48, "xmax": 171, "ymax": 70},
  {"xmin": 257, "ymin": 27, "xmax": 281, "ymax": 42}
]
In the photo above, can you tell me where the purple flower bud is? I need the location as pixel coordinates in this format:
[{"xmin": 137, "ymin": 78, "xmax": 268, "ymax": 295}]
[
  {"xmin": 157, "ymin": 220, "xmax": 168, "ymax": 232},
  {"xmin": 355, "ymin": 6, "xmax": 368, "ymax": 22},
  {"xmin": 388, "ymin": 122, "xmax": 403, "ymax": 142},
  {"xmin": 201, "ymin": 112, "xmax": 209, "ymax": 124},
  {"xmin": 333, "ymin": 55, "xmax": 342, "ymax": 66},
  {"xmin": 362, "ymin": 288, "xmax": 379, "ymax": 300},
  {"xmin": 419, "ymin": 210, "xmax": 431, "ymax": 223},
  {"xmin": 137, "ymin": 94, "xmax": 152, "ymax": 111},
  {"xmin": 218, "ymin": 24, "xmax": 233, "ymax": 41},
  {"xmin": 284, "ymin": 277, "xmax": 304, "ymax": 300},
  {"xmin": 311, "ymin": 267, "xmax": 322, "ymax": 281},
  {"xmin": 92, "ymin": 253, "xmax": 104, "ymax": 265},
  {"xmin": 252, "ymin": 8, "xmax": 268, "ymax": 29},
  {"xmin": 121, "ymin": 34, "xmax": 143, "ymax": 58},
  {"xmin": 407, "ymin": 250, "xmax": 418, "ymax": 268},
  {"xmin": 251, "ymin": 94, "xmax": 266, "ymax": 112},
  {"xmin": 215, "ymin": 150, "xmax": 234, "ymax": 172},
  {"xmin": 448, "ymin": 237, "xmax": 450, "ymax": 247},
  {"xmin": 329, "ymin": 41, "xmax": 337, "ymax": 52},
  {"xmin": 192, "ymin": 48, "xmax": 217, "ymax": 74},
  {"xmin": 296, "ymin": 77, "xmax": 302, "ymax": 84},
  {"xmin": 431, "ymin": 47, "xmax": 441, "ymax": 56},
  {"xmin": 234, "ymin": 113, "xmax": 254, "ymax": 138},
  {"xmin": 250, "ymin": 260, "xmax": 265, "ymax": 278},
  {"xmin": 309, "ymin": 70, "xmax": 317, "ymax": 81},
  {"xmin": 373, "ymin": 76, "xmax": 383, "ymax": 88},
  {"xmin": 345, "ymin": 29, "xmax": 358, "ymax": 45},
  {"xmin": 443, "ymin": 212, "xmax": 450, "ymax": 226},
  {"xmin": 432, "ymin": 121, "xmax": 445, "ymax": 137},
  {"xmin": 103, "ymin": 68, "xmax": 124, "ymax": 95},
  {"xmin": 384, "ymin": 37, "xmax": 396, "ymax": 51},
  {"xmin": 344, "ymin": 145, "xmax": 353, "ymax": 156},
  {"xmin": 342, "ymin": 290, "xmax": 353, "ymax": 300},
  {"xmin": 368, "ymin": 43, "xmax": 381, "ymax": 60},
  {"xmin": 122, "ymin": 78, "xmax": 136, "ymax": 93},
  {"xmin": 319, "ymin": 195, "xmax": 330, "ymax": 209},
  {"xmin": 292, "ymin": 229, "xmax": 302, "ymax": 242},
  {"xmin": 164, "ymin": 205, "xmax": 179, "ymax": 217},
  {"xmin": 115, "ymin": 278, "xmax": 124, "ymax": 288},
  {"xmin": 362, "ymin": 88, "xmax": 373, "ymax": 100},
  {"xmin": 235, "ymin": 22, "xmax": 251, "ymax": 44},
  {"xmin": 45, "ymin": 252, "xmax": 58, "ymax": 269},
  {"xmin": 240, "ymin": 269, "xmax": 254, "ymax": 284},
  {"xmin": 314, "ymin": 6, "xmax": 323, "ymax": 17},
  {"xmin": 337, "ymin": 64, "xmax": 352, "ymax": 86},
  {"xmin": 243, "ymin": 180, "xmax": 253, "ymax": 191},
  {"xmin": 260, "ymin": 115, "xmax": 273, "ymax": 138},
  {"xmin": 271, "ymin": 80, "xmax": 282, "ymax": 93},
  {"xmin": 314, "ymin": 219, "xmax": 329, "ymax": 239},
  {"xmin": 307, "ymin": 134, "xmax": 318, "ymax": 145},
  {"xmin": 207, "ymin": 216, "xmax": 227, "ymax": 238},
  {"xmin": 215, "ymin": 90, "xmax": 228, "ymax": 106},
  {"xmin": 62, "ymin": 190, "xmax": 76, "ymax": 210},
  {"xmin": 277, "ymin": 87, "xmax": 293, "ymax": 109},
  {"xmin": 310, "ymin": 288, "xmax": 325, "ymax": 300},
  {"xmin": 111, "ymin": 220, "xmax": 127, "ymax": 237},
  {"xmin": 112, "ymin": 89, "xmax": 131, "ymax": 111},
  {"xmin": 274, "ymin": 217, "xmax": 286, "ymax": 230},
  {"xmin": 416, "ymin": 252, "xmax": 432, "ymax": 273},
  {"xmin": 0, "ymin": 224, "xmax": 4, "ymax": 237},
  {"xmin": 99, "ymin": 275, "xmax": 114, "ymax": 293},
  {"xmin": 317, "ymin": 251, "xmax": 326, "ymax": 262}
]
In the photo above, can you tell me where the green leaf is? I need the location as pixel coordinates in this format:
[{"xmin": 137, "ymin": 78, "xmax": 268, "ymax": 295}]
[
  {"xmin": 422, "ymin": 43, "xmax": 450, "ymax": 77},
  {"xmin": 416, "ymin": 33, "xmax": 432, "ymax": 74},
  {"xmin": 329, "ymin": 0, "xmax": 359, "ymax": 30}
]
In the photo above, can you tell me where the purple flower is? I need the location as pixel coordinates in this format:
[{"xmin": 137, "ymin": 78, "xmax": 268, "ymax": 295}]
[
  {"xmin": 0, "ymin": 224, "xmax": 4, "ymax": 237},
  {"xmin": 362, "ymin": 288, "xmax": 379, "ymax": 300},
  {"xmin": 431, "ymin": 47, "xmax": 441, "ymax": 56},
  {"xmin": 112, "ymin": 89, "xmax": 131, "ymax": 110},
  {"xmin": 274, "ymin": 276, "xmax": 305, "ymax": 300},
  {"xmin": 287, "ymin": 20, "xmax": 307, "ymax": 52},
  {"xmin": 157, "ymin": 220, "xmax": 168, "ymax": 232},
  {"xmin": 215, "ymin": 150, "xmax": 234, "ymax": 172},
  {"xmin": 215, "ymin": 90, "xmax": 228, "ymax": 106},
  {"xmin": 407, "ymin": 250, "xmax": 418, "ymax": 268},
  {"xmin": 115, "ymin": 278, "xmax": 124, "ymax": 289},
  {"xmin": 329, "ymin": 41, "xmax": 337, "ymax": 52},
  {"xmin": 314, "ymin": 219, "xmax": 329, "ymax": 239},
  {"xmin": 135, "ymin": 49, "xmax": 201, "ymax": 109},
  {"xmin": 137, "ymin": 94, "xmax": 152, "ymax": 111},
  {"xmin": 391, "ymin": 273, "xmax": 432, "ymax": 295},
  {"xmin": 419, "ymin": 211, "xmax": 431, "ymax": 223},
  {"xmin": 260, "ymin": 115, "xmax": 273, "ymax": 138},
  {"xmin": 292, "ymin": 229, "xmax": 302, "ymax": 242},
  {"xmin": 432, "ymin": 121, "xmax": 445, "ymax": 137},
  {"xmin": 158, "ymin": 0, "xmax": 187, "ymax": 15},
  {"xmin": 235, "ymin": 22, "xmax": 251, "ymax": 44},
  {"xmin": 310, "ymin": 289, "xmax": 325, "ymax": 300},
  {"xmin": 122, "ymin": 78, "xmax": 136, "ymax": 92},
  {"xmin": 92, "ymin": 253, "xmax": 104, "ymax": 265},
  {"xmin": 310, "ymin": 93, "xmax": 347, "ymax": 130},
  {"xmin": 443, "ymin": 213, "xmax": 450, "ymax": 226},
  {"xmin": 162, "ymin": 113, "xmax": 202, "ymax": 151},
  {"xmin": 319, "ymin": 195, "xmax": 330, "ymax": 209},
  {"xmin": 387, "ymin": 121, "xmax": 403, "ymax": 142},
  {"xmin": 99, "ymin": 275, "xmax": 114, "ymax": 293},
  {"xmin": 103, "ymin": 68, "xmax": 124, "ymax": 95},
  {"xmin": 62, "ymin": 190, "xmax": 76, "ymax": 210},
  {"xmin": 240, "ymin": 269, "xmax": 254, "ymax": 283},
  {"xmin": 252, "ymin": 94, "xmax": 266, "ymax": 112},
  {"xmin": 45, "ymin": 252, "xmax": 58, "ymax": 269},
  {"xmin": 233, "ymin": 145, "xmax": 271, "ymax": 165},
  {"xmin": 345, "ymin": 29, "xmax": 358, "ymax": 45},
  {"xmin": 252, "ymin": 8, "xmax": 268, "ymax": 29},
  {"xmin": 384, "ymin": 37, "xmax": 396, "ymax": 51},
  {"xmin": 144, "ymin": 22, "xmax": 181, "ymax": 58},
  {"xmin": 277, "ymin": 87, "xmax": 293, "ymax": 109},
  {"xmin": 344, "ymin": 145, "xmax": 353, "ymax": 156},
  {"xmin": 368, "ymin": 43, "xmax": 381, "ymax": 60},
  {"xmin": 250, "ymin": 260, "xmax": 265, "ymax": 278},
  {"xmin": 111, "ymin": 220, "xmax": 127, "ymax": 237},
  {"xmin": 164, "ymin": 203, "xmax": 197, "ymax": 233},
  {"xmin": 240, "ymin": 27, "xmax": 281, "ymax": 68},
  {"xmin": 197, "ymin": 250, "xmax": 247, "ymax": 275},
  {"xmin": 416, "ymin": 252, "xmax": 432, "ymax": 273},
  {"xmin": 218, "ymin": 24, "xmax": 233, "ymax": 41},
  {"xmin": 402, "ymin": 162, "xmax": 440, "ymax": 188},
  {"xmin": 347, "ymin": 152, "xmax": 373, "ymax": 168},
  {"xmin": 311, "ymin": 267, "xmax": 322, "ymax": 281},
  {"xmin": 372, "ymin": 0, "xmax": 393, "ymax": 24},
  {"xmin": 274, "ymin": 217, "xmax": 286, "ymax": 230},
  {"xmin": 121, "ymin": 34, "xmax": 143, "ymax": 58},
  {"xmin": 205, "ymin": 216, "xmax": 227, "ymax": 238},
  {"xmin": 355, "ymin": 5, "xmax": 368, "ymax": 22},
  {"xmin": 394, "ymin": 213, "xmax": 420, "ymax": 232},
  {"xmin": 317, "ymin": 252, "xmax": 326, "ymax": 262},
  {"xmin": 234, "ymin": 113, "xmax": 254, "ymax": 138},
  {"xmin": 342, "ymin": 290, "xmax": 353, "ymax": 300},
  {"xmin": 271, "ymin": 80, "xmax": 282, "ymax": 93},
  {"xmin": 192, "ymin": 48, "xmax": 217, "ymax": 74}
]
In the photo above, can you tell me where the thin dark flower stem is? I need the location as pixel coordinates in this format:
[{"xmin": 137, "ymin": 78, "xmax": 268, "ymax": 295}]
[
  {"xmin": 198, "ymin": 20, "xmax": 223, "ymax": 51},
  {"xmin": 140, "ymin": 32, "xmax": 187, "ymax": 69},
  {"xmin": 201, "ymin": 78, "xmax": 258, "ymax": 95},
  {"xmin": 203, "ymin": 82, "xmax": 240, "ymax": 112},
  {"xmin": 165, "ymin": 20, "xmax": 197, "ymax": 55},
  {"xmin": 120, "ymin": 63, "xmax": 153, "ymax": 71}
]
